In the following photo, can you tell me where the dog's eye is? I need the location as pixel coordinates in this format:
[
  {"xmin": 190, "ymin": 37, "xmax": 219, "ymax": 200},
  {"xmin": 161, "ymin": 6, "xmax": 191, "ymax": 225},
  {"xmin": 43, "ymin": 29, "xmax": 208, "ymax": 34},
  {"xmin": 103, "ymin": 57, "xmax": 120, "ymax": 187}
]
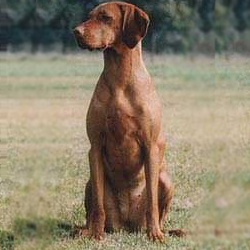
[{"xmin": 99, "ymin": 14, "xmax": 112, "ymax": 23}]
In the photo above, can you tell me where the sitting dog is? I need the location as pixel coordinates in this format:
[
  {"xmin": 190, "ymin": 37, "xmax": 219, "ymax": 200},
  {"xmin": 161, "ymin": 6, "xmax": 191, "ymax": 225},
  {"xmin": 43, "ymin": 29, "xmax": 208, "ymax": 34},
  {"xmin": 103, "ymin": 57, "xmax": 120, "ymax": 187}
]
[{"xmin": 73, "ymin": 2, "xmax": 175, "ymax": 242}]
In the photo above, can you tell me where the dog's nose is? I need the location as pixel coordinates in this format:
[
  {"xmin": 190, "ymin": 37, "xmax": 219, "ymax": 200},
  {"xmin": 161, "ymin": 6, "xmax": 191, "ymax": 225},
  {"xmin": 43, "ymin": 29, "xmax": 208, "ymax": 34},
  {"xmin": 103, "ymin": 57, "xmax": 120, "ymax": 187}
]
[{"xmin": 73, "ymin": 27, "xmax": 84, "ymax": 37}]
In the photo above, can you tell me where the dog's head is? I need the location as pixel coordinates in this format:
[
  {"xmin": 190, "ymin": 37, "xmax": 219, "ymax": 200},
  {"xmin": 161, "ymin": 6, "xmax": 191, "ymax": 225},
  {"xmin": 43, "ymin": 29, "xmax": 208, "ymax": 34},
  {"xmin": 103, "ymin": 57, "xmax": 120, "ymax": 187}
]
[{"xmin": 73, "ymin": 2, "xmax": 149, "ymax": 51}]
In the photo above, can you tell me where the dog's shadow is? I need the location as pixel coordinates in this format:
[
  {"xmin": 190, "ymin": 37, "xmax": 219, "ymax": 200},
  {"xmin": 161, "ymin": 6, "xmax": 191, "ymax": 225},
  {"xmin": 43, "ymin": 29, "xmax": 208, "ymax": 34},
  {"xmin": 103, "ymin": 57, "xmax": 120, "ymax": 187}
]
[
  {"xmin": 0, "ymin": 217, "xmax": 74, "ymax": 249},
  {"xmin": 0, "ymin": 230, "xmax": 14, "ymax": 250}
]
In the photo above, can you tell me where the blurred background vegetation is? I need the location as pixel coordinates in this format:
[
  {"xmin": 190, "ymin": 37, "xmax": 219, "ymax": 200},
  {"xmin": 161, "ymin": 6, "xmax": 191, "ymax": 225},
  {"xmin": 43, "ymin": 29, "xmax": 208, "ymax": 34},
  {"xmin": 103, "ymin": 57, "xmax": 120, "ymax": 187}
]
[{"xmin": 0, "ymin": 0, "xmax": 250, "ymax": 54}]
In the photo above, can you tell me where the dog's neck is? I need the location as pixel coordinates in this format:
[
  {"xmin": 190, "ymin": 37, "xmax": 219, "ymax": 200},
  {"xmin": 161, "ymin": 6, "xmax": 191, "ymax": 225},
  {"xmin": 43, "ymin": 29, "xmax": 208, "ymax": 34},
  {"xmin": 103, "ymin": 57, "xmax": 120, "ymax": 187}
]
[{"xmin": 103, "ymin": 42, "xmax": 147, "ymax": 87}]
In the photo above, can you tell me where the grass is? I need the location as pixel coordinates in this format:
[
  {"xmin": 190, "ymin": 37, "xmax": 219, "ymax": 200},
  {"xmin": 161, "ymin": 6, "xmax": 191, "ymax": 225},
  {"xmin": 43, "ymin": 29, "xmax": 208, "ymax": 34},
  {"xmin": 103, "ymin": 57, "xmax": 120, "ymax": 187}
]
[{"xmin": 0, "ymin": 52, "xmax": 250, "ymax": 249}]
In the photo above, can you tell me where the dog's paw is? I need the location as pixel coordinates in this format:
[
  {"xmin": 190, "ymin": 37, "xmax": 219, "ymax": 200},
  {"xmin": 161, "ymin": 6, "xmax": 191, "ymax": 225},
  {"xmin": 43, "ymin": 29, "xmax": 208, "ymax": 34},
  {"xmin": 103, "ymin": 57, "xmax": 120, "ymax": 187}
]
[
  {"xmin": 71, "ymin": 225, "xmax": 104, "ymax": 241},
  {"xmin": 72, "ymin": 225, "xmax": 89, "ymax": 238},
  {"xmin": 147, "ymin": 227, "xmax": 164, "ymax": 242},
  {"xmin": 168, "ymin": 228, "xmax": 186, "ymax": 238},
  {"xmin": 88, "ymin": 210, "xmax": 105, "ymax": 240},
  {"xmin": 89, "ymin": 227, "xmax": 105, "ymax": 241}
]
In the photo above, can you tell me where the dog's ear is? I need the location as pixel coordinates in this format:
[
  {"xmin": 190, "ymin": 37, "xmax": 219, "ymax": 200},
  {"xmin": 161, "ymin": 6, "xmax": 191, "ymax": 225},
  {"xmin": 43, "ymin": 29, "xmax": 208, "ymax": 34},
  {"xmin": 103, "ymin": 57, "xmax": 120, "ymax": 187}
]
[{"xmin": 121, "ymin": 5, "xmax": 149, "ymax": 49}]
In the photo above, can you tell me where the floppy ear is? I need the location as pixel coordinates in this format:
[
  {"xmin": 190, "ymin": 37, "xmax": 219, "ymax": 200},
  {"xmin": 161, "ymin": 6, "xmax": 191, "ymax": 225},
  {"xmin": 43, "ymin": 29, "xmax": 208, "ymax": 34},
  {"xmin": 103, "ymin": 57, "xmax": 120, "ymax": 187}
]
[{"xmin": 122, "ymin": 6, "xmax": 150, "ymax": 49}]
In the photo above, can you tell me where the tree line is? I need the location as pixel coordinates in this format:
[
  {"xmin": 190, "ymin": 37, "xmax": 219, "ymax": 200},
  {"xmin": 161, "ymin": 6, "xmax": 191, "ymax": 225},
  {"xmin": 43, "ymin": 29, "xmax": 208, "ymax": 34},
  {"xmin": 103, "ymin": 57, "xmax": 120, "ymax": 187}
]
[{"xmin": 0, "ymin": 0, "xmax": 249, "ymax": 54}]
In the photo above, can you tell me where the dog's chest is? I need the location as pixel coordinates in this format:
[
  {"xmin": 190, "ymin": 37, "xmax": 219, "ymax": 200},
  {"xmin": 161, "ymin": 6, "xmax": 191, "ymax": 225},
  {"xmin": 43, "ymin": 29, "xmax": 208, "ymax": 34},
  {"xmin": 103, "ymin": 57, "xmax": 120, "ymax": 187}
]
[
  {"xmin": 105, "ymin": 90, "xmax": 140, "ymax": 143},
  {"xmin": 102, "ymin": 88, "xmax": 144, "ymax": 179}
]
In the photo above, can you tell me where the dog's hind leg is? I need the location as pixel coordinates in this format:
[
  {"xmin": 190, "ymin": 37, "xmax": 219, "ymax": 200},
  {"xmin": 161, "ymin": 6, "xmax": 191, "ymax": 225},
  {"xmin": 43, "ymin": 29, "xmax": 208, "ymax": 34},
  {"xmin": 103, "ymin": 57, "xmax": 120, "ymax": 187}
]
[
  {"xmin": 103, "ymin": 180, "xmax": 122, "ymax": 232},
  {"xmin": 158, "ymin": 166, "xmax": 174, "ymax": 229}
]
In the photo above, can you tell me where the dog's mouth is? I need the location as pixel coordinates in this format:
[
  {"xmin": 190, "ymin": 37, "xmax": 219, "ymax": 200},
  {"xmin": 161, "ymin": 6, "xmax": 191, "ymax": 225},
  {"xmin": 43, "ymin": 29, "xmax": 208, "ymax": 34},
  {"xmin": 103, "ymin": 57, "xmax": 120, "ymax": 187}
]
[
  {"xmin": 75, "ymin": 38, "xmax": 107, "ymax": 51},
  {"xmin": 78, "ymin": 43, "xmax": 107, "ymax": 52}
]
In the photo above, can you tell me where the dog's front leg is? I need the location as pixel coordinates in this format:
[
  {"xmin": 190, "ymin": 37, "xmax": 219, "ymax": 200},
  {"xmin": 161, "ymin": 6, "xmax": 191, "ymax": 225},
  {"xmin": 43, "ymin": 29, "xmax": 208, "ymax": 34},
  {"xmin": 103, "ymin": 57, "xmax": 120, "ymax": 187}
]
[
  {"xmin": 88, "ymin": 145, "xmax": 105, "ymax": 240},
  {"xmin": 144, "ymin": 144, "xmax": 163, "ymax": 242}
]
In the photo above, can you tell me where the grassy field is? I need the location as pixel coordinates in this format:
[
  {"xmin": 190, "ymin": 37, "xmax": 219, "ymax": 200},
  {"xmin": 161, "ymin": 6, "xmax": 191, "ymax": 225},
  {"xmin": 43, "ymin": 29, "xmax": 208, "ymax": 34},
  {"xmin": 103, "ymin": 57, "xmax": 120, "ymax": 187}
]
[{"xmin": 0, "ymin": 53, "xmax": 250, "ymax": 250}]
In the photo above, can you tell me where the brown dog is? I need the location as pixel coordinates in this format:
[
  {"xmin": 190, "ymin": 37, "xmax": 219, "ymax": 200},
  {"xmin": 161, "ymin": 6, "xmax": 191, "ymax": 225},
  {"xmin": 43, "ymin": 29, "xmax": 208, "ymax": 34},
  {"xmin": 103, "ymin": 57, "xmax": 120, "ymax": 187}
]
[{"xmin": 73, "ymin": 2, "xmax": 174, "ymax": 242}]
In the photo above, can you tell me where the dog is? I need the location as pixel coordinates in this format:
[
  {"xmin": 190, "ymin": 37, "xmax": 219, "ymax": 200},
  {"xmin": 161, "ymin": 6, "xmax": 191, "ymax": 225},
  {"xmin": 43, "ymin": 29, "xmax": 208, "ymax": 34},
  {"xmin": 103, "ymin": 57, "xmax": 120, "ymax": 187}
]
[{"xmin": 73, "ymin": 2, "xmax": 177, "ymax": 242}]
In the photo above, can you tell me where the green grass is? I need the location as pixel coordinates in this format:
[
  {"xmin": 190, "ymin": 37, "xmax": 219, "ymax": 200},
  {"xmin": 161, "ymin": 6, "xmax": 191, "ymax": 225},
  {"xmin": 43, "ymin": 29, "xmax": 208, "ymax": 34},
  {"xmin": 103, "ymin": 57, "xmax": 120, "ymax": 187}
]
[{"xmin": 0, "ymin": 53, "xmax": 250, "ymax": 249}]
